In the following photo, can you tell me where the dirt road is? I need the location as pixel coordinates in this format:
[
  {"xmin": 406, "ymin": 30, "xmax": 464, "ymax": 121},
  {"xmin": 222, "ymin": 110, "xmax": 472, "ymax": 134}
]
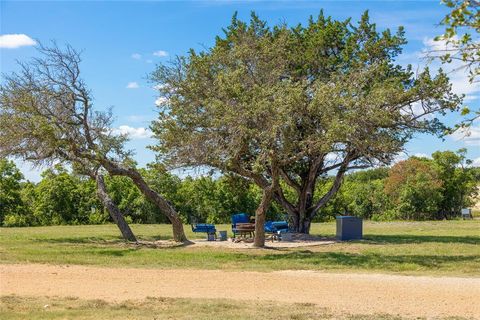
[{"xmin": 1, "ymin": 263, "xmax": 479, "ymax": 318}]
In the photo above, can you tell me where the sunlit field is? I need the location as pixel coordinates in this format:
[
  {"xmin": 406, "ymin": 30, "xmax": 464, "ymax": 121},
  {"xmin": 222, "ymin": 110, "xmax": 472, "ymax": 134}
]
[{"xmin": 1, "ymin": 220, "xmax": 478, "ymax": 276}]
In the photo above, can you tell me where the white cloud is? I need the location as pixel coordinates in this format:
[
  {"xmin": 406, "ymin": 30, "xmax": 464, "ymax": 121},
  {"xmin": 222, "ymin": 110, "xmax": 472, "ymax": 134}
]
[
  {"xmin": 146, "ymin": 59, "xmax": 153, "ymax": 64},
  {"xmin": 448, "ymin": 69, "xmax": 480, "ymax": 99},
  {"xmin": 153, "ymin": 84, "xmax": 165, "ymax": 90},
  {"xmin": 154, "ymin": 83, "xmax": 176, "ymax": 94},
  {"xmin": 450, "ymin": 125, "xmax": 480, "ymax": 146},
  {"xmin": 472, "ymin": 157, "xmax": 480, "ymax": 167},
  {"xmin": 421, "ymin": 37, "xmax": 480, "ymax": 100},
  {"xmin": 112, "ymin": 125, "xmax": 152, "ymax": 139},
  {"xmin": 126, "ymin": 82, "xmax": 139, "ymax": 89},
  {"xmin": 400, "ymin": 101, "xmax": 434, "ymax": 120},
  {"xmin": 392, "ymin": 152, "xmax": 408, "ymax": 164},
  {"xmin": 14, "ymin": 160, "xmax": 42, "ymax": 182},
  {"xmin": 423, "ymin": 37, "xmax": 458, "ymax": 53},
  {"xmin": 126, "ymin": 115, "xmax": 152, "ymax": 123},
  {"xmin": 155, "ymin": 96, "xmax": 169, "ymax": 106},
  {"xmin": 464, "ymin": 95, "xmax": 478, "ymax": 102},
  {"xmin": 325, "ymin": 152, "xmax": 341, "ymax": 163},
  {"xmin": 0, "ymin": 34, "xmax": 36, "ymax": 49},
  {"xmin": 153, "ymin": 50, "xmax": 168, "ymax": 57},
  {"xmin": 131, "ymin": 53, "xmax": 142, "ymax": 60},
  {"xmin": 392, "ymin": 151, "xmax": 431, "ymax": 163},
  {"xmin": 413, "ymin": 153, "xmax": 430, "ymax": 159}
]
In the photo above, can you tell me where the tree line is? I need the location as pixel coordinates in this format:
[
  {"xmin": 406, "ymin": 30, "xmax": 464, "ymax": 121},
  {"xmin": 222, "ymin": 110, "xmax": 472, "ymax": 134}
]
[{"xmin": 2, "ymin": 149, "xmax": 478, "ymax": 227}]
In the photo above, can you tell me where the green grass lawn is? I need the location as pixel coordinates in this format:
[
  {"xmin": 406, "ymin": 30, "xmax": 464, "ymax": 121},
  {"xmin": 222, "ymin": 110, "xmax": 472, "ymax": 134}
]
[{"xmin": 0, "ymin": 220, "xmax": 479, "ymax": 276}]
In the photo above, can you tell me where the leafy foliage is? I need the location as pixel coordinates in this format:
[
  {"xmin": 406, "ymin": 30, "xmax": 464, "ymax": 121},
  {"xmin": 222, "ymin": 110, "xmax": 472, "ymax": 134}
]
[
  {"xmin": 385, "ymin": 158, "xmax": 444, "ymax": 220},
  {"xmin": 150, "ymin": 11, "xmax": 462, "ymax": 232},
  {"xmin": 2, "ymin": 149, "xmax": 478, "ymax": 227},
  {"xmin": 432, "ymin": 149, "xmax": 479, "ymax": 216},
  {"xmin": 0, "ymin": 159, "xmax": 27, "ymax": 225},
  {"xmin": 437, "ymin": 0, "xmax": 480, "ymax": 82},
  {"xmin": 434, "ymin": 1, "xmax": 480, "ymax": 126},
  {"xmin": 32, "ymin": 165, "xmax": 100, "ymax": 225}
]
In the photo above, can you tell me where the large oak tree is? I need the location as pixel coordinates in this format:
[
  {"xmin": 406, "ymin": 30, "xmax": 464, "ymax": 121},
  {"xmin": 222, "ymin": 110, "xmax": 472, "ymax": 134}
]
[{"xmin": 151, "ymin": 12, "xmax": 462, "ymax": 236}]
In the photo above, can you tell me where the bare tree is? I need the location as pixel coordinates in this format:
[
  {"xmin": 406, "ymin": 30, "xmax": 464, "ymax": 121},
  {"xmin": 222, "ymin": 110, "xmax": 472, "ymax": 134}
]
[{"xmin": 0, "ymin": 43, "xmax": 187, "ymax": 242}]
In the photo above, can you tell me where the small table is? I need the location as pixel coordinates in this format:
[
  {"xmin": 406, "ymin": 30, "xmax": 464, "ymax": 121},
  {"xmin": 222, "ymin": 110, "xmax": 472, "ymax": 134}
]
[{"xmin": 234, "ymin": 223, "xmax": 255, "ymax": 238}]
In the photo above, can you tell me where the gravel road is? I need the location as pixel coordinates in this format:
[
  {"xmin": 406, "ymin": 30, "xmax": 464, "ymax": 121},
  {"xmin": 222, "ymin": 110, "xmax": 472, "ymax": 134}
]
[{"xmin": 1, "ymin": 263, "xmax": 479, "ymax": 318}]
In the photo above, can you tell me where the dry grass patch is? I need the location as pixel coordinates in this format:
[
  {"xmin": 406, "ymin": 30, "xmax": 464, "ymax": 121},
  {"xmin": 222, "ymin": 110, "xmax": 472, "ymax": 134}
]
[{"xmin": 1, "ymin": 295, "xmax": 470, "ymax": 320}]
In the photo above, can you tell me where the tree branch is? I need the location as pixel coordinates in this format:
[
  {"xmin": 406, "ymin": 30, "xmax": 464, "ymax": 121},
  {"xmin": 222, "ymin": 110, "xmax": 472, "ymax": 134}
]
[{"xmin": 279, "ymin": 167, "xmax": 301, "ymax": 195}]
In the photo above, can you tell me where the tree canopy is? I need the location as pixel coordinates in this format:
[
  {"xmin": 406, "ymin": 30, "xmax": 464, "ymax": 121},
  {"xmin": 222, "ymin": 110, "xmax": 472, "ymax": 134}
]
[{"xmin": 151, "ymin": 11, "xmax": 462, "ymax": 233}]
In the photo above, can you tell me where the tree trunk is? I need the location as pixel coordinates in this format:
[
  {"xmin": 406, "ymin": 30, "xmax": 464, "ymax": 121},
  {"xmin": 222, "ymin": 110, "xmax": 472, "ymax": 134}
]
[
  {"xmin": 283, "ymin": 163, "xmax": 349, "ymax": 234},
  {"xmin": 291, "ymin": 212, "xmax": 300, "ymax": 233},
  {"xmin": 129, "ymin": 174, "xmax": 187, "ymax": 243},
  {"xmin": 300, "ymin": 217, "xmax": 312, "ymax": 234},
  {"xmin": 289, "ymin": 210, "xmax": 312, "ymax": 234},
  {"xmin": 254, "ymin": 186, "xmax": 274, "ymax": 248},
  {"xmin": 95, "ymin": 174, "xmax": 137, "ymax": 242},
  {"xmin": 101, "ymin": 161, "xmax": 188, "ymax": 243}
]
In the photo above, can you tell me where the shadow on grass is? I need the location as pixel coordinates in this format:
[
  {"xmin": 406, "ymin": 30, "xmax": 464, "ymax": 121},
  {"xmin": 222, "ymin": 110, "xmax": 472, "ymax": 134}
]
[
  {"xmin": 91, "ymin": 249, "xmax": 131, "ymax": 256},
  {"xmin": 33, "ymin": 236, "xmax": 194, "ymax": 253},
  {"xmin": 34, "ymin": 234, "xmax": 173, "ymax": 244},
  {"xmin": 34, "ymin": 234, "xmax": 479, "ymax": 249},
  {"xmin": 20, "ymin": 236, "xmax": 480, "ymax": 271},
  {"xmin": 363, "ymin": 234, "xmax": 480, "ymax": 245},
  {"xmin": 260, "ymin": 250, "xmax": 480, "ymax": 270},
  {"xmin": 34, "ymin": 236, "xmax": 122, "ymax": 244}
]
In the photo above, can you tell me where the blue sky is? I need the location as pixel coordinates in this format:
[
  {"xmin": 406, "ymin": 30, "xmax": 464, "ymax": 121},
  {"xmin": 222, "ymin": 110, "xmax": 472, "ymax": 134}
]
[{"xmin": 1, "ymin": 0, "xmax": 479, "ymax": 181}]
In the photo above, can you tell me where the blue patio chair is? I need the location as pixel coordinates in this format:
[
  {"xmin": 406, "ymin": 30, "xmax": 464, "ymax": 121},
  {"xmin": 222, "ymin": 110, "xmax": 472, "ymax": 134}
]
[
  {"xmin": 264, "ymin": 220, "xmax": 289, "ymax": 233},
  {"xmin": 264, "ymin": 221, "xmax": 276, "ymax": 233},
  {"xmin": 190, "ymin": 217, "xmax": 216, "ymax": 240},
  {"xmin": 271, "ymin": 221, "xmax": 289, "ymax": 232},
  {"xmin": 231, "ymin": 213, "xmax": 250, "ymax": 238}
]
